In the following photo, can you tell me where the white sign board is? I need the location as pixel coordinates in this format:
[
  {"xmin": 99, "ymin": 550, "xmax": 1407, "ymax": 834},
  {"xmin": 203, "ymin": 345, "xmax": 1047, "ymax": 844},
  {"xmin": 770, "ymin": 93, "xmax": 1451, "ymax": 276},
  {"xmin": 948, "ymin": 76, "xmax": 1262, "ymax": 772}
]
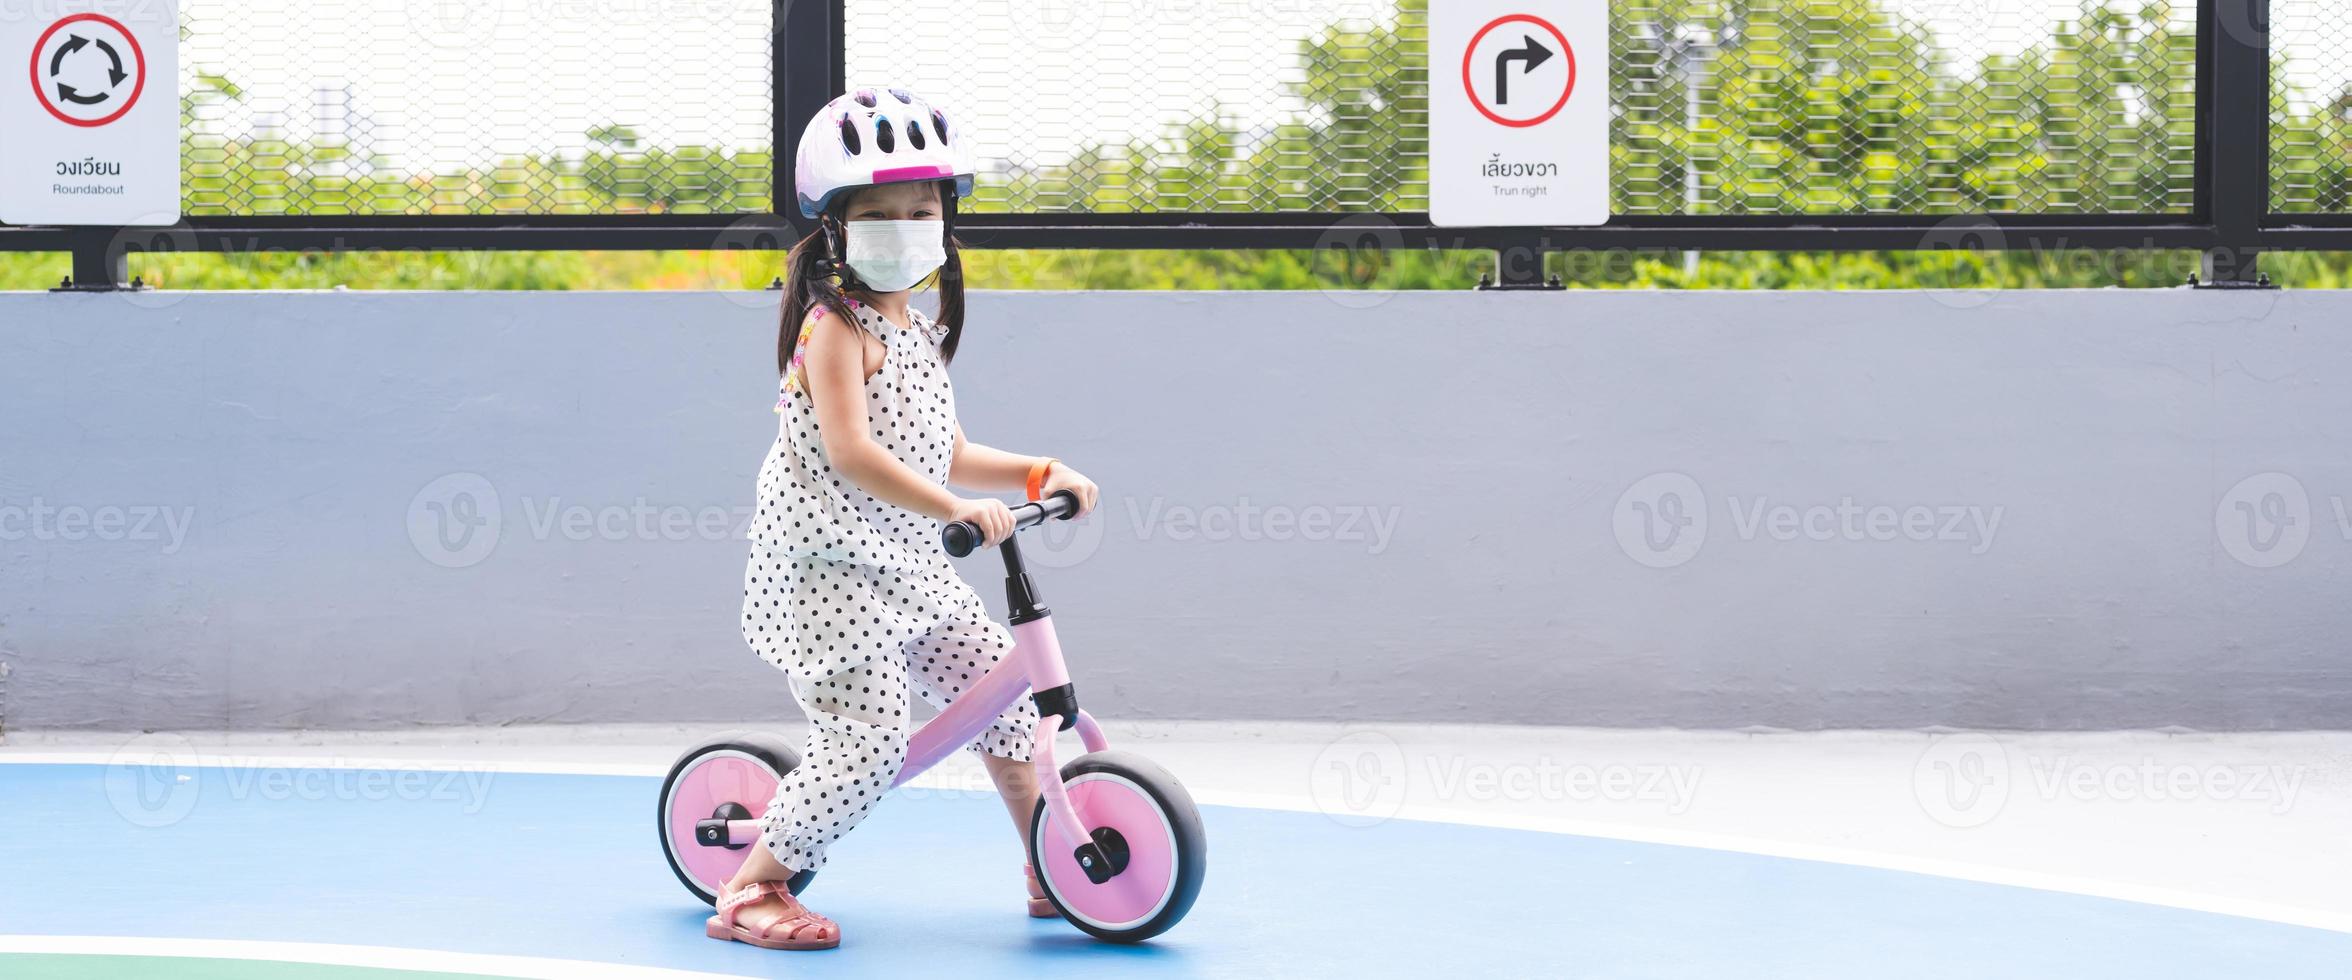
[
  {"xmin": 1, "ymin": 1, "xmax": 180, "ymax": 225},
  {"xmin": 1429, "ymin": 1, "xmax": 1608, "ymax": 227}
]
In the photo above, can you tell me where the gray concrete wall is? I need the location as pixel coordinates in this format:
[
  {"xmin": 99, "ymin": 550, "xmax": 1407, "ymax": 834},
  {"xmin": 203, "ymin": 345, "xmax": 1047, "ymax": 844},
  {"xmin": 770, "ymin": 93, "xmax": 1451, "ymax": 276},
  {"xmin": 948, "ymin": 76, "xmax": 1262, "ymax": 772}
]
[{"xmin": 1, "ymin": 288, "xmax": 2346, "ymax": 731}]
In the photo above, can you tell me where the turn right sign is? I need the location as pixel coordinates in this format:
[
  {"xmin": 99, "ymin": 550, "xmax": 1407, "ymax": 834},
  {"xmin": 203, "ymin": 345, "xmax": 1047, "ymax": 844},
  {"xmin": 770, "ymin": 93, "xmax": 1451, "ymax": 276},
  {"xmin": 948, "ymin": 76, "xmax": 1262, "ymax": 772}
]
[{"xmin": 1428, "ymin": 1, "xmax": 1609, "ymax": 227}]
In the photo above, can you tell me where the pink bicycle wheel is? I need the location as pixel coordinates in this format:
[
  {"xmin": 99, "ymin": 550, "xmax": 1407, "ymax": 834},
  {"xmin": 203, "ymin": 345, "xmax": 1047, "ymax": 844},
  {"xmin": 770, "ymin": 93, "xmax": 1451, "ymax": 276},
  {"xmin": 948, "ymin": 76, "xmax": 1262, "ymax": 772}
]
[
  {"xmin": 1029, "ymin": 750, "xmax": 1207, "ymax": 943},
  {"xmin": 657, "ymin": 731, "xmax": 814, "ymax": 905}
]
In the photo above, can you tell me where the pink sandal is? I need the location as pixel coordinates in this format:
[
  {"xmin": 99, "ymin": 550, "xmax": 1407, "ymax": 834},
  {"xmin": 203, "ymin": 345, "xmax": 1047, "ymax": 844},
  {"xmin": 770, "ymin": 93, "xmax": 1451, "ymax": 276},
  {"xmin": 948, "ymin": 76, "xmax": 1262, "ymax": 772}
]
[
  {"xmin": 707, "ymin": 880, "xmax": 840, "ymax": 950},
  {"xmin": 1025, "ymin": 863, "xmax": 1058, "ymax": 918}
]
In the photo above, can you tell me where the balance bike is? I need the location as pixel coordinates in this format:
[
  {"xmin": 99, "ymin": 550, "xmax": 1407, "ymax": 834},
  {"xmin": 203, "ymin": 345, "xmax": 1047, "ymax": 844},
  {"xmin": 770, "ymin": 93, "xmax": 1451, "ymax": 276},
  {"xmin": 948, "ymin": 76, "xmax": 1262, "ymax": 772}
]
[{"xmin": 658, "ymin": 491, "xmax": 1206, "ymax": 942}]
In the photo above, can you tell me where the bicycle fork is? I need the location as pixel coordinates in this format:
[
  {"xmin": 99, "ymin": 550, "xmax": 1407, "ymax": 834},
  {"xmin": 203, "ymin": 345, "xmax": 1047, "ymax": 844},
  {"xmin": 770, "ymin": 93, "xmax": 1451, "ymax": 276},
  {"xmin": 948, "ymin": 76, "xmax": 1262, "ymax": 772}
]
[{"xmin": 1004, "ymin": 534, "xmax": 1128, "ymax": 885}]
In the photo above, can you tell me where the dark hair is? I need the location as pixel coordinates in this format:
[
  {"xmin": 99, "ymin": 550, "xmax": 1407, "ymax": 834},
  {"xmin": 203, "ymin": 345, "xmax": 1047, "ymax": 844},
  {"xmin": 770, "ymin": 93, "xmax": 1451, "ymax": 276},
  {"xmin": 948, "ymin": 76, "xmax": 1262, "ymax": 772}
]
[{"xmin": 777, "ymin": 181, "xmax": 965, "ymax": 376}]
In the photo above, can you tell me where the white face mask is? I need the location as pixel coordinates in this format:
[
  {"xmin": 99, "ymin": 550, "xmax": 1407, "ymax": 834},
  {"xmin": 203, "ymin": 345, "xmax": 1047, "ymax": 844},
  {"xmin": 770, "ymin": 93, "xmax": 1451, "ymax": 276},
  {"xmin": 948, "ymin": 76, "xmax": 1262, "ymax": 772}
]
[{"xmin": 842, "ymin": 218, "xmax": 946, "ymax": 292}]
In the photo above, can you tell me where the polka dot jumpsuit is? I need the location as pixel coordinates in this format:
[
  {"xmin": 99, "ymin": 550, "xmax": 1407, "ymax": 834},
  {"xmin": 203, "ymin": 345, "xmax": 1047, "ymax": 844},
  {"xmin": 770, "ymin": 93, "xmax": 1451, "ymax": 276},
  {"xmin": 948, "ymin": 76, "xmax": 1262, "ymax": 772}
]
[{"xmin": 741, "ymin": 297, "xmax": 1040, "ymax": 877}]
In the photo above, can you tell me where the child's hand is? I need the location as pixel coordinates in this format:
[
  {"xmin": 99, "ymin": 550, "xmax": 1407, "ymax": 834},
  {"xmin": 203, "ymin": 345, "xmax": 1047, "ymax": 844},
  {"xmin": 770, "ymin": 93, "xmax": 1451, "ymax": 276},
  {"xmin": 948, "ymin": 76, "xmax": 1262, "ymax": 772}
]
[
  {"xmin": 1041, "ymin": 462, "xmax": 1100, "ymax": 518},
  {"xmin": 949, "ymin": 496, "xmax": 1018, "ymax": 546}
]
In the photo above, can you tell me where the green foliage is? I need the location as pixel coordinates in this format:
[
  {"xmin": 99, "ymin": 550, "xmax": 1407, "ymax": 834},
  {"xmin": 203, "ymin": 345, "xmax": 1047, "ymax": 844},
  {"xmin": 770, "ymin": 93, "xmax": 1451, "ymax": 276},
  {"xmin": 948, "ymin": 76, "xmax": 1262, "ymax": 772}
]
[{"xmin": 9, "ymin": 0, "xmax": 2352, "ymax": 290}]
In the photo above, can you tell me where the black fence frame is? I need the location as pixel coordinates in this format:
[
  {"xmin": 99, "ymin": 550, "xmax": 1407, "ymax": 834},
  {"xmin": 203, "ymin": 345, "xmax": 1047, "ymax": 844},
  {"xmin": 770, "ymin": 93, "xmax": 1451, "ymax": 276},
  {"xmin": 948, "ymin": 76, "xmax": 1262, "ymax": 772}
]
[{"xmin": 0, "ymin": 0, "xmax": 2342, "ymax": 290}]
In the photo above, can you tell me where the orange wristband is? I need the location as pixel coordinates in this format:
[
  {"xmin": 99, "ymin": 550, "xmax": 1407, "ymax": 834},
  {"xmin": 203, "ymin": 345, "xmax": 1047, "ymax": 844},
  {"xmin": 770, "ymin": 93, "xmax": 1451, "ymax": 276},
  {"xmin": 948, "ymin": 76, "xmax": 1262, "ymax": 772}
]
[{"xmin": 1026, "ymin": 457, "xmax": 1059, "ymax": 502}]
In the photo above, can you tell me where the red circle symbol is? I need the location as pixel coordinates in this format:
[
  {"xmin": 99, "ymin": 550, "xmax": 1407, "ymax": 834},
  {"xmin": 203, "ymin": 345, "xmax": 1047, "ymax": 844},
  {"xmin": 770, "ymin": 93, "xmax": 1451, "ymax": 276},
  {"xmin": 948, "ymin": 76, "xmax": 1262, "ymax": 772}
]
[
  {"xmin": 29, "ymin": 13, "xmax": 148, "ymax": 128},
  {"xmin": 1461, "ymin": 14, "xmax": 1576, "ymax": 129}
]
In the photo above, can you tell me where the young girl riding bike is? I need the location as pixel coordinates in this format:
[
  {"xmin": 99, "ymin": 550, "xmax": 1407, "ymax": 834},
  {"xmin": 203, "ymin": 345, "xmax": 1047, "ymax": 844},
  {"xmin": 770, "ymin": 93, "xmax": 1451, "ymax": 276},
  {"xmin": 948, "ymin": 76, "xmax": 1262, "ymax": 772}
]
[{"xmin": 712, "ymin": 86, "xmax": 1101, "ymax": 951}]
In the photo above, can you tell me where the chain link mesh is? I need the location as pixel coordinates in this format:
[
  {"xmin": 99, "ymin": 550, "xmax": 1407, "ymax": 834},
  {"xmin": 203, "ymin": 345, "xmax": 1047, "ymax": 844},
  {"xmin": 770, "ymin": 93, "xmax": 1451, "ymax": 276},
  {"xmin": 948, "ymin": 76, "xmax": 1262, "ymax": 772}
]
[
  {"xmin": 1614, "ymin": 0, "xmax": 2196, "ymax": 215},
  {"xmin": 2273, "ymin": 0, "xmax": 2352, "ymax": 213},
  {"xmin": 149, "ymin": 2, "xmax": 2279, "ymax": 220},
  {"xmin": 849, "ymin": 2, "xmax": 1427, "ymax": 212},
  {"xmin": 848, "ymin": 0, "xmax": 2199, "ymax": 216},
  {"xmin": 178, "ymin": 0, "xmax": 773, "ymax": 216}
]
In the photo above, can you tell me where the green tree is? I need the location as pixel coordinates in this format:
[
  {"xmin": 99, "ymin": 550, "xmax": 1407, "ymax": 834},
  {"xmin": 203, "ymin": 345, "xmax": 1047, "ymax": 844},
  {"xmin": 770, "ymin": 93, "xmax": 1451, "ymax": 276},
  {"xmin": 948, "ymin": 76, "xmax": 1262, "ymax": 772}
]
[{"xmin": 10, "ymin": 0, "xmax": 2352, "ymax": 290}]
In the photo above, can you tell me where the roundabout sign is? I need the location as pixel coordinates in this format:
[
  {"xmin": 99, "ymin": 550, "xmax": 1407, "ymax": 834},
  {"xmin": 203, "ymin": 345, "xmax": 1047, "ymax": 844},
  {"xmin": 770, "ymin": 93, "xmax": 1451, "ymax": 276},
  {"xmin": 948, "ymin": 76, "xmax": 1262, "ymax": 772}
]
[
  {"xmin": 30, "ymin": 12, "xmax": 149, "ymax": 128},
  {"xmin": 1, "ymin": 2, "xmax": 180, "ymax": 225}
]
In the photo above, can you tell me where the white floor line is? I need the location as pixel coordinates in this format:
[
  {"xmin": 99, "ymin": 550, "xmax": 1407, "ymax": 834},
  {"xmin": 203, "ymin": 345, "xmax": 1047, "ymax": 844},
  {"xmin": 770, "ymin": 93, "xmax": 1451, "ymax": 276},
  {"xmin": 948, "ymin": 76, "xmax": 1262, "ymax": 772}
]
[
  {"xmin": 0, "ymin": 749, "xmax": 670, "ymax": 777},
  {"xmin": 0, "ymin": 935, "xmax": 755, "ymax": 979},
  {"xmin": 1197, "ymin": 789, "xmax": 2352, "ymax": 937},
  {"xmin": 7, "ymin": 727, "xmax": 2349, "ymax": 938}
]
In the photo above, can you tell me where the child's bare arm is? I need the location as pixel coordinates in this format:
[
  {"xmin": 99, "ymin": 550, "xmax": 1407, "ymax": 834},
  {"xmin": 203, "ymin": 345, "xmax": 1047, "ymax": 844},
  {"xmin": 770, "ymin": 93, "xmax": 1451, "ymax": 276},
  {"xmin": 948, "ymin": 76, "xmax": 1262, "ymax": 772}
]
[
  {"xmin": 950, "ymin": 423, "xmax": 1100, "ymax": 517},
  {"xmin": 804, "ymin": 310, "xmax": 959, "ymax": 520},
  {"xmin": 804, "ymin": 311, "xmax": 1015, "ymax": 541},
  {"xmin": 947, "ymin": 425, "xmax": 1038, "ymax": 492}
]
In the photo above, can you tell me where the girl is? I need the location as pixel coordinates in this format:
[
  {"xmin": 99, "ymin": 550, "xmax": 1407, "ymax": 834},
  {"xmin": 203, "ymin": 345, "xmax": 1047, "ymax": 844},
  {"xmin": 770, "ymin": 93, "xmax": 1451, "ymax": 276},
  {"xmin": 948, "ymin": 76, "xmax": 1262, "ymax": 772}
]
[{"xmin": 712, "ymin": 87, "xmax": 1100, "ymax": 951}]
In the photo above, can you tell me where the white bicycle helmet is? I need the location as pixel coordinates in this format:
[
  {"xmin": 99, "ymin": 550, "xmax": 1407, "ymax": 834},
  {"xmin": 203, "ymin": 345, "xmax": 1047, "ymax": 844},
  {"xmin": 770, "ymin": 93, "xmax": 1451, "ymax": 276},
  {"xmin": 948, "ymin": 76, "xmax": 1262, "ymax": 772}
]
[{"xmin": 793, "ymin": 86, "xmax": 977, "ymax": 219}]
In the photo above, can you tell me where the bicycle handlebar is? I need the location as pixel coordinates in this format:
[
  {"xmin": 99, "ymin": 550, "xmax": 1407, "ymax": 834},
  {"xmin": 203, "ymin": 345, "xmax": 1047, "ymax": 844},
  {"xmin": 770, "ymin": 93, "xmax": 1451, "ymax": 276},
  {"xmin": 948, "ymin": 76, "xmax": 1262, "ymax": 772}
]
[{"xmin": 942, "ymin": 489, "xmax": 1081, "ymax": 558}]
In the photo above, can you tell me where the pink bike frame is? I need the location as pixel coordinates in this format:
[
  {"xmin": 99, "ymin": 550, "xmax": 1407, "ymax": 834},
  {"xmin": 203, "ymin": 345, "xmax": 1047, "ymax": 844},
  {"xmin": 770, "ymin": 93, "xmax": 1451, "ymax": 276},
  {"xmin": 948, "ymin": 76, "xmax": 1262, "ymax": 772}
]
[{"xmin": 719, "ymin": 613, "xmax": 1107, "ymax": 848}]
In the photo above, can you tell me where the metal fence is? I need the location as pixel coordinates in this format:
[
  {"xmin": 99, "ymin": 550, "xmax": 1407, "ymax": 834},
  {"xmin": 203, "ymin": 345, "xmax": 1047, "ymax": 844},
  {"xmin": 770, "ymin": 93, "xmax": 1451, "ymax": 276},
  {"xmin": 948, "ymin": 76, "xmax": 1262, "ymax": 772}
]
[
  {"xmin": 0, "ymin": 0, "xmax": 2343, "ymax": 289},
  {"xmin": 853, "ymin": 0, "xmax": 2208, "ymax": 217},
  {"xmin": 2272, "ymin": 0, "xmax": 2350, "ymax": 212},
  {"xmin": 175, "ymin": 0, "xmax": 775, "ymax": 216}
]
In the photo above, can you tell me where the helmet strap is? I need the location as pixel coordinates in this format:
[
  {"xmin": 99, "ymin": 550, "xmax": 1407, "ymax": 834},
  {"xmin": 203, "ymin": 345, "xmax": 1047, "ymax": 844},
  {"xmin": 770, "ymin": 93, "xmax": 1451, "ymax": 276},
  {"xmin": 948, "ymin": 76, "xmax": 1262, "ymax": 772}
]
[
  {"xmin": 816, "ymin": 214, "xmax": 842, "ymax": 278},
  {"xmin": 815, "ymin": 212, "xmax": 869, "ymax": 293}
]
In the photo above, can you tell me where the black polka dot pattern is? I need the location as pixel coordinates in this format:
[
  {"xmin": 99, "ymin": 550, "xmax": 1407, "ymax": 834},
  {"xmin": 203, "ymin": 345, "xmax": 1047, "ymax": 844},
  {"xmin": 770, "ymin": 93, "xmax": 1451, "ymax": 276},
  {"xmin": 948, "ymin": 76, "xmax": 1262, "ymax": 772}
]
[
  {"xmin": 753, "ymin": 301, "xmax": 958, "ymax": 569},
  {"xmin": 740, "ymin": 301, "xmax": 1040, "ymax": 875}
]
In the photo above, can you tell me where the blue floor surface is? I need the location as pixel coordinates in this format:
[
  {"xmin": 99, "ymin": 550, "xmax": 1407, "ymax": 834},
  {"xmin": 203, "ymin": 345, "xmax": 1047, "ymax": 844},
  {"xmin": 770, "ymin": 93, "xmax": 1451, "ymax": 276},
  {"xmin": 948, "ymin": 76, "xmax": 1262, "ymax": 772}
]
[{"xmin": 1, "ymin": 762, "xmax": 2345, "ymax": 978}]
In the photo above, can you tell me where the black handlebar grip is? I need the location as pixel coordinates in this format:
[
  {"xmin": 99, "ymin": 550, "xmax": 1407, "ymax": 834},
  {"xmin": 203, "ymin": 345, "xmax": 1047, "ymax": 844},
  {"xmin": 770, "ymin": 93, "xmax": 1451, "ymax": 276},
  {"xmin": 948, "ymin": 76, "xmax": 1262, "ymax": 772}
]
[
  {"xmin": 941, "ymin": 490, "xmax": 1082, "ymax": 558},
  {"xmin": 942, "ymin": 519, "xmax": 982, "ymax": 558}
]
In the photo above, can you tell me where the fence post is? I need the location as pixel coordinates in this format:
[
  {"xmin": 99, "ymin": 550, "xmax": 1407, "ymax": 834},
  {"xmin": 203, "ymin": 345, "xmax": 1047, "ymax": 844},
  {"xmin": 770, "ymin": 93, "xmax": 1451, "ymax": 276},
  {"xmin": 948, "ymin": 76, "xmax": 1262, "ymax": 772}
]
[
  {"xmin": 53, "ymin": 227, "xmax": 134, "ymax": 292},
  {"xmin": 774, "ymin": 0, "xmax": 843, "ymax": 228},
  {"xmin": 2196, "ymin": 0, "xmax": 2274, "ymax": 288},
  {"xmin": 1479, "ymin": 234, "xmax": 1562, "ymax": 290}
]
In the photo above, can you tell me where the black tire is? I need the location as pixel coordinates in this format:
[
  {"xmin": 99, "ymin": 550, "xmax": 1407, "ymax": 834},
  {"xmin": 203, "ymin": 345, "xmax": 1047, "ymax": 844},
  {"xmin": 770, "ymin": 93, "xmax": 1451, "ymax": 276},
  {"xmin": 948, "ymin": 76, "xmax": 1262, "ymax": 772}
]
[
  {"xmin": 1027, "ymin": 750, "xmax": 1207, "ymax": 943},
  {"xmin": 657, "ymin": 730, "xmax": 817, "ymax": 905}
]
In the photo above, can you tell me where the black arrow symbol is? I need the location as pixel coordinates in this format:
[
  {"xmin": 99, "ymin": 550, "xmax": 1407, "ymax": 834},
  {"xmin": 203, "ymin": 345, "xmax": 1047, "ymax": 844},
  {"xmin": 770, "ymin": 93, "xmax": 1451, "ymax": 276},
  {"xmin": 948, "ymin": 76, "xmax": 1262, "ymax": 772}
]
[
  {"xmin": 58, "ymin": 83, "xmax": 111, "ymax": 106},
  {"xmin": 93, "ymin": 38, "xmax": 127, "ymax": 86},
  {"xmin": 49, "ymin": 34, "xmax": 87, "ymax": 77},
  {"xmin": 1493, "ymin": 35, "xmax": 1555, "ymax": 106},
  {"xmin": 47, "ymin": 34, "xmax": 128, "ymax": 88}
]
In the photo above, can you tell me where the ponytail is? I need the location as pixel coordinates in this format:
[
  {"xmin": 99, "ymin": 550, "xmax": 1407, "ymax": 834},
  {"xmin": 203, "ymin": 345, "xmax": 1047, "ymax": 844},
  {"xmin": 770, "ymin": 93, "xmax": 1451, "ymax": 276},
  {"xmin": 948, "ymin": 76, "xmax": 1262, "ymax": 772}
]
[
  {"xmin": 777, "ymin": 212, "xmax": 862, "ymax": 376},
  {"xmin": 936, "ymin": 187, "xmax": 965, "ymax": 364}
]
